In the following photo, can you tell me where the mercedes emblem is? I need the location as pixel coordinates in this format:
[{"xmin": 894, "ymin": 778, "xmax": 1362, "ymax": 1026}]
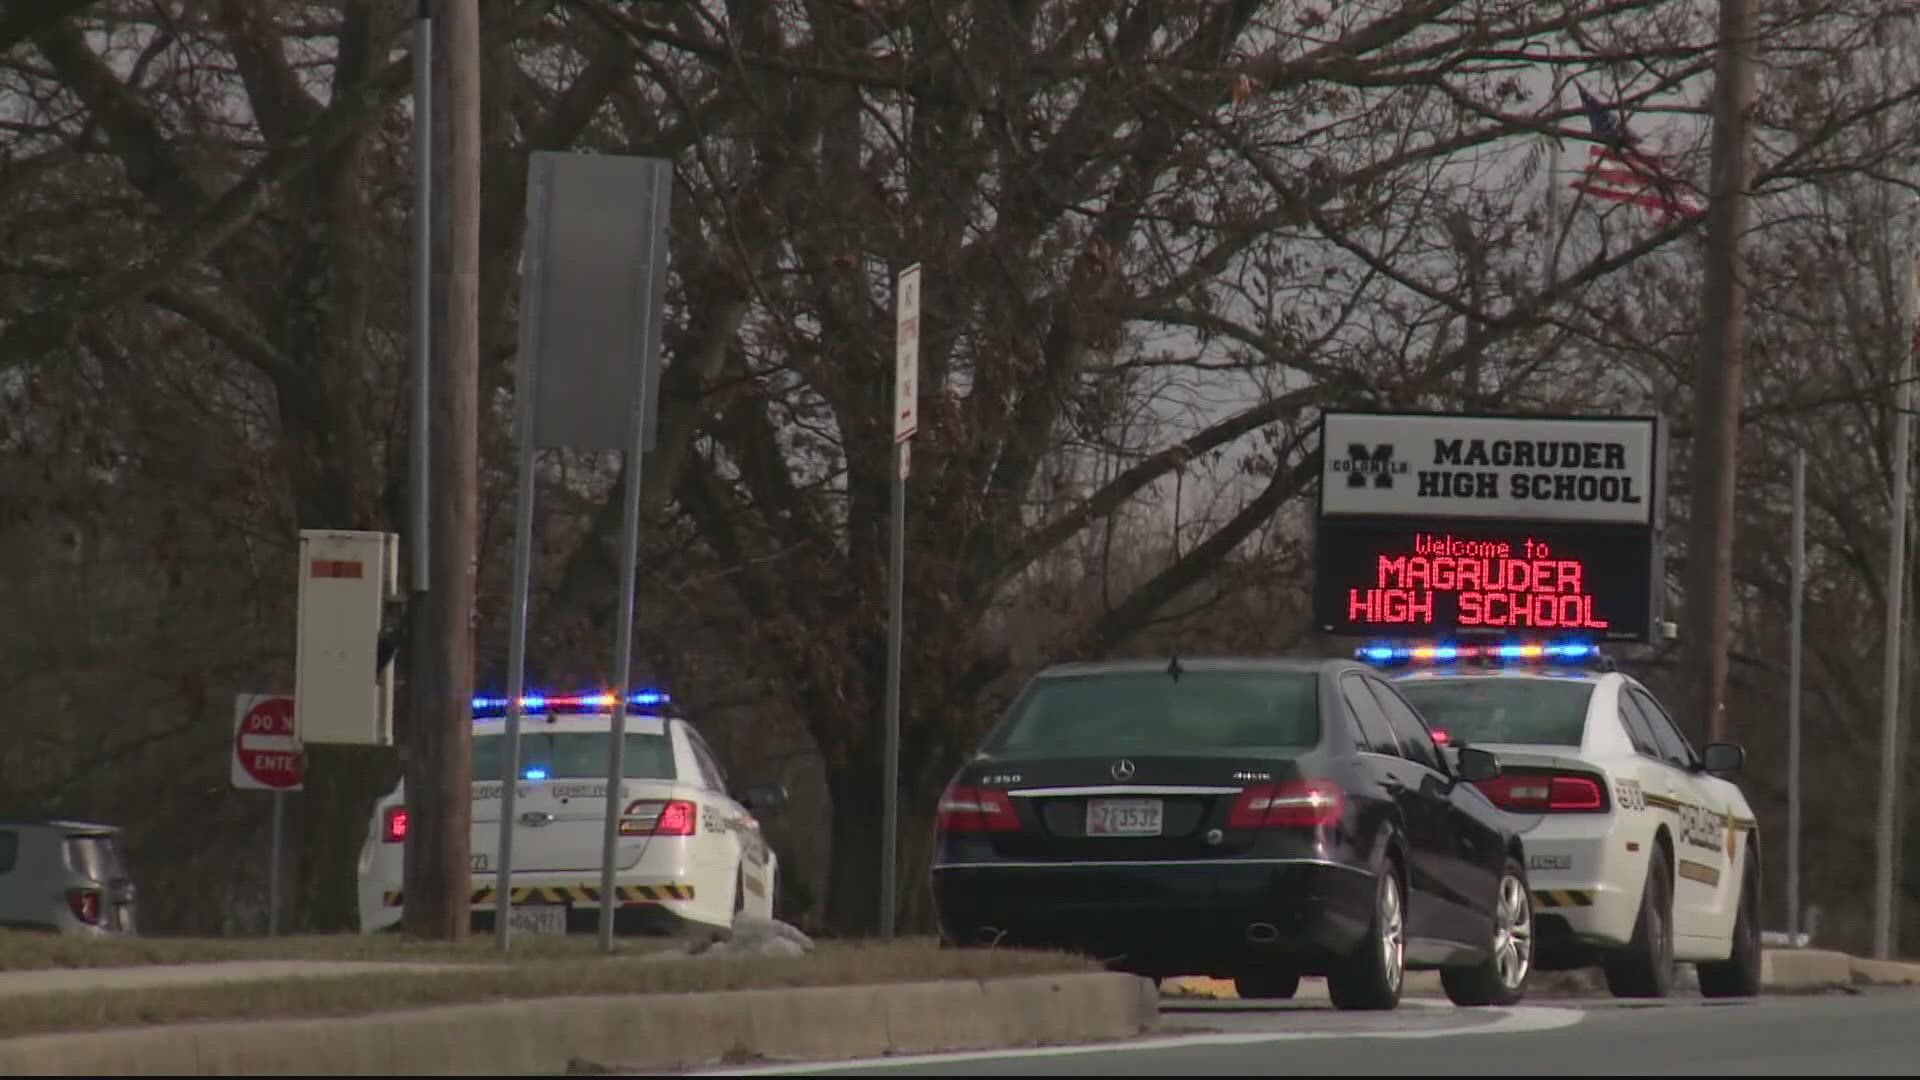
[{"xmin": 1110, "ymin": 759, "xmax": 1136, "ymax": 781}]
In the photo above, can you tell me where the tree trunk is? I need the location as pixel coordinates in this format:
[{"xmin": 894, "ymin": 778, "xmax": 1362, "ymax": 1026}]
[
  {"xmin": 294, "ymin": 746, "xmax": 400, "ymax": 931},
  {"xmin": 823, "ymin": 760, "xmax": 885, "ymax": 936},
  {"xmin": 895, "ymin": 794, "xmax": 939, "ymax": 934},
  {"xmin": 402, "ymin": 0, "xmax": 482, "ymax": 941}
]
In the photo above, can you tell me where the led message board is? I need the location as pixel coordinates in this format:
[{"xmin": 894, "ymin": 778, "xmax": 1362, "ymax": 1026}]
[{"xmin": 1312, "ymin": 518, "xmax": 1656, "ymax": 642}]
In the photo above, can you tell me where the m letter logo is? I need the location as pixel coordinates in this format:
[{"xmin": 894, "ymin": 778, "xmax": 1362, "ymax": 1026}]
[{"xmin": 1343, "ymin": 443, "xmax": 1400, "ymax": 489}]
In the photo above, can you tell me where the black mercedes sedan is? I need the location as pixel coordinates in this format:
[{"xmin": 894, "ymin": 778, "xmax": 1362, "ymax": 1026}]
[{"xmin": 930, "ymin": 656, "xmax": 1534, "ymax": 1010}]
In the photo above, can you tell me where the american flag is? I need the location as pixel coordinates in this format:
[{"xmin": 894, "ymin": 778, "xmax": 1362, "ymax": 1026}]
[{"xmin": 1566, "ymin": 84, "xmax": 1704, "ymax": 223}]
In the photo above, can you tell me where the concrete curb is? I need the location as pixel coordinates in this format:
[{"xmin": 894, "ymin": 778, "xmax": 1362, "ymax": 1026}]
[
  {"xmin": 1761, "ymin": 948, "xmax": 1854, "ymax": 990},
  {"xmin": 1164, "ymin": 947, "xmax": 1910, "ymax": 1001},
  {"xmin": 0, "ymin": 972, "xmax": 1157, "ymax": 1076},
  {"xmin": 1847, "ymin": 955, "xmax": 1920, "ymax": 987}
]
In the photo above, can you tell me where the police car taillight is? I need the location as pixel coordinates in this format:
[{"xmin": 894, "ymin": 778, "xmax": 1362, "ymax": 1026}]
[
  {"xmin": 618, "ymin": 799, "xmax": 696, "ymax": 836},
  {"xmin": 383, "ymin": 806, "xmax": 408, "ymax": 843},
  {"xmin": 1475, "ymin": 770, "xmax": 1609, "ymax": 814},
  {"xmin": 935, "ymin": 785, "xmax": 1020, "ymax": 832}
]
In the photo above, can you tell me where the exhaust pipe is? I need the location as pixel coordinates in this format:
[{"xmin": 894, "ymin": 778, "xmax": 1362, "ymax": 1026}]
[{"xmin": 1246, "ymin": 922, "xmax": 1280, "ymax": 945}]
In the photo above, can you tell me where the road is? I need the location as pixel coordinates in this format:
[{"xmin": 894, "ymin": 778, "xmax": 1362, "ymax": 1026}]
[{"xmin": 685, "ymin": 988, "xmax": 1920, "ymax": 1076}]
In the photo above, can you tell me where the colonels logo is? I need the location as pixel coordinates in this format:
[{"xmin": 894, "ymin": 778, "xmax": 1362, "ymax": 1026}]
[{"xmin": 1332, "ymin": 443, "xmax": 1408, "ymax": 489}]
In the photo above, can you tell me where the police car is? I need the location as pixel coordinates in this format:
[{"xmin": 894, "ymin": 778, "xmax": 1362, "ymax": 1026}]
[
  {"xmin": 1366, "ymin": 642, "xmax": 1762, "ymax": 999},
  {"xmin": 357, "ymin": 690, "xmax": 784, "ymax": 939}
]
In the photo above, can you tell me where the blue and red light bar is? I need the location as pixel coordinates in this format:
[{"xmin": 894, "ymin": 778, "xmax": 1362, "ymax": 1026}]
[
  {"xmin": 1356, "ymin": 641, "xmax": 1598, "ymax": 666},
  {"xmin": 470, "ymin": 690, "xmax": 670, "ymax": 719}
]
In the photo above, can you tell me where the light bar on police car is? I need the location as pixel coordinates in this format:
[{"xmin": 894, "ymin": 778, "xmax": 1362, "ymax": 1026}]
[
  {"xmin": 1355, "ymin": 641, "xmax": 1597, "ymax": 666},
  {"xmin": 469, "ymin": 690, "xmax": 671, "ymax": 718}
]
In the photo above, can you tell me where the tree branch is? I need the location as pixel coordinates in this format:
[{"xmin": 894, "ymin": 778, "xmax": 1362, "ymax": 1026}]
[
  {"xmin": 0, "ymin": 56, "xmax": 411, "ymax": 372},
  {"xmin": 1075, "ymin": 453, "xmax": 1319, "ymax": 659}
]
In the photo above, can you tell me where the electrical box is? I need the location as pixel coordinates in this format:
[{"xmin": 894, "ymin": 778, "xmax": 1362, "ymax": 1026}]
[{"xmin": 294, "ymin": 529, "xmax": 398, "ymax": 746}]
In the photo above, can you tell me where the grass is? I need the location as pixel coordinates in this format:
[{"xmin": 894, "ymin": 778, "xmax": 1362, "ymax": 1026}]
[
  {"xmin": 0, "ymin": 929, "xmax": 631, "ymax": 970},
  {"xmin": 0, "ymin": 934, "xmax": 1104, "ymax": 1039}
]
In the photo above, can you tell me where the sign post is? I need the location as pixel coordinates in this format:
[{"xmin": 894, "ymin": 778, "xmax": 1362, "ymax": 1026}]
[
  {"xmin": 881, "ymin": 264, "xmax": 921, "ymax": 941},
  {"xmin": 498, "ymin": 151, "xmax": 671, "ymax": 954},
  {"xmin": 232, "ymin": 694, "xmax": 302, "ymax": 936},
  {"xmin": 595, "ymin": 160, "xmax": 673, "ymax": 954},
  {"xmin": 1787, "ymin": 447, "xmax": 1805, "ymax": 940}
]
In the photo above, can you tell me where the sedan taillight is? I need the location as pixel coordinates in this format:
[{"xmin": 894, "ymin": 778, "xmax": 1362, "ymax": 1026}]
[
  {"xmin": 935, "ymin": 785, "xmax": 1021, "ymax": 832},
  {"xmin": 1228, "ymin": 780, "xmax": 1344, "ymax": 828}
]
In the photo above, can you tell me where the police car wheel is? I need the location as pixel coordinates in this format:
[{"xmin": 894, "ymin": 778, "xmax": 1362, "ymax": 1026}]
[
  {"xmin": 1697, "ymin": 852, "xmax": 1762, "ymax": 998},
  {"xmin": 1604, "ymin": 850, "xmax": 1675, "ymax": 998}
]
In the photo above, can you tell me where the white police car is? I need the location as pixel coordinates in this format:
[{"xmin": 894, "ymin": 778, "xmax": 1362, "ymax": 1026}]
[
  {"xmin": 357, "ymin": 690, "xmax": 784, "ymax": 939},
  {"xmin": 1365, "ymin": 642, "xmax": 1762, "ymax": 999}
]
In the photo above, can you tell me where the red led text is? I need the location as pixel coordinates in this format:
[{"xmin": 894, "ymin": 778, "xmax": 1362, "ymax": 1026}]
[{"xmin": 1345, "ymin": 533, "xmax": 1610, "ymax": 631}]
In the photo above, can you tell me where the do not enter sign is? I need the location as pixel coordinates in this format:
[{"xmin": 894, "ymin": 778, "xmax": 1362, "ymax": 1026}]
[{"xmin": 233, "ymin": 694, "xmax": 304, "ymax": 791}]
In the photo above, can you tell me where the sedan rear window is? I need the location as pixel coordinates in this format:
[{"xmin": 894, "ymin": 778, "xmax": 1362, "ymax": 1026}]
[
  {"xmin": 1394, "ymin": 678, "xmax": 1594, "ymax": 747},
  {"xmin": 983, "ymin": 670, "xmax": 1320, "ymax": 756},
  {"xmin": 471, "ymin": 733, "xmax": 677, "ymax": 782}
]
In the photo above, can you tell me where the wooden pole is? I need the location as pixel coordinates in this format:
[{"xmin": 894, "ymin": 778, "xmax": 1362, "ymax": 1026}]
[
  {"xmin": 1682, "ymin": 0, "xmax": 1757, "ymax": 748},
  {"xmin": 402, "ymin": 0, "xmax": 481, "ymax": 940}
]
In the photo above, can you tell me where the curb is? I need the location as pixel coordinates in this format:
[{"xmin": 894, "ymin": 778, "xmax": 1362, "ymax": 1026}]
[
  {"xmin": 1164, "ymin": 948, "xmax": 1919, "ymax": 1001},
  {"xmin": 0, "ymin": 972, "xmax": 1157, "ymax": 1076},
  {"xmin": 1846, "ymin": 955, "xmax": 1920, "ymax": 987}
]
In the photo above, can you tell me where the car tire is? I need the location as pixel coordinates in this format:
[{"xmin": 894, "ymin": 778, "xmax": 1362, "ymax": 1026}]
[
  {"xmin": 1327, "ymin": 862, "xmax": 1405, "ymax": 1011},
  {"xmin": 1234, "ymin": 971, "xmax": 1301, "ymax": 1000},
  {"xmin": 1441, "ymin": 856, "xmax": 1533, "ymax": 1007},
  {"xmin": 1604, "ymin": 849, "xmax": 1676, "ymax": 998},
  {"xmin": 1697, "ymin": 851, "xmax": 1762, "ymax": 998}
]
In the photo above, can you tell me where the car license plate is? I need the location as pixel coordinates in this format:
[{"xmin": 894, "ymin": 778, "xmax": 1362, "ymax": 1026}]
[
  {"xmin": 1086, "ymin": 798, "xmax": 1163, "ymax": 836},
  {"xmin": 507, "ymin": 904, "xmax": 567, "ymax": 936}
]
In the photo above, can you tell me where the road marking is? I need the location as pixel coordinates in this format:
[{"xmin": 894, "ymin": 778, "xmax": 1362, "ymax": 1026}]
[{"xmin": 687, "ymin": 1004, "xmax": 1586, "ymax": 1075}]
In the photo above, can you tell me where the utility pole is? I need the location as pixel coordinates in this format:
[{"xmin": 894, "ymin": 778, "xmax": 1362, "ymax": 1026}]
[
  {"xmin": 402, "ymin": 0, "xmax": 481, "ymax": 941},
  {"xmin": 1874, "ymin": 242, "xmax": 1917, "ymax": 961},
  {"xmin": 1682, "ymin": 0, "xmax": 1758, "ymax": 747}
]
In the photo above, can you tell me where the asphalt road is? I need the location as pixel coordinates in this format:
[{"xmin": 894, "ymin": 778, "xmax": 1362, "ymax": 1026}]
[{"xmin": 690, "ymin": 988, "xmax": 1920, "ymax": 1077}]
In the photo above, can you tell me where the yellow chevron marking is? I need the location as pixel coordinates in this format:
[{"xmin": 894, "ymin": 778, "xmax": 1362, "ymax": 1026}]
[{"xmin": 384, "ymin": 883, "xmax": 697, "ymax": 907}]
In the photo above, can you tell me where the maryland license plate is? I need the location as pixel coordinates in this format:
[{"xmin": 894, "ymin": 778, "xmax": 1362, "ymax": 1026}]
[
  {"xmin": 1086, "ymin": 798, "xmax": 1164, "ymax": 836},
  {"xmin": 506, "ymin": 904, "xmax": 567, "ymax": 936}
]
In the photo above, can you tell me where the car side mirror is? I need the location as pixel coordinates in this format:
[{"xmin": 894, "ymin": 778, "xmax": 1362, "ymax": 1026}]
[
  {"xmin": 742, "ymin": 782, "xmax": 788, "ymax": 813},
  {"xmin": 1701, "ymin": 742, "xmax": 1745, "ymax": 775},
  {"xmin": 1453, "ymin": 746, "xmax": 1502, "ymax": 784}
]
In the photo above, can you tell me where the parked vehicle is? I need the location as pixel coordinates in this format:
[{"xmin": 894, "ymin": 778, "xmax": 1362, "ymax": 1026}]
[
  {"xmin": 358, "ymin": 690, "xmax": 787, "ymax": 939},
  {"xmin": 1383, "ymin": 640, "xmax": 1762, "ymax": 999},
  {"xmin": 0, "ymin": 819, "xmax": 138, "ymax": 935},
  {"xmin": 930, "ymin": 656, "xmax": 1534, "ymax": 1010}
]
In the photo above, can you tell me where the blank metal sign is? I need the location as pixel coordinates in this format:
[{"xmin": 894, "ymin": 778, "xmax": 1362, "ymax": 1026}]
[{"xmin": 521, "ymin": 151, "xmax": 672, "ymax": 452}]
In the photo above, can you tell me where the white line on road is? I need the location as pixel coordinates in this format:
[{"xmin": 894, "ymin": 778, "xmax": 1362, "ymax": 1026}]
[{"xmin": 688, "ymin": 1004, "xmax": 1586, "ymax": 1076}]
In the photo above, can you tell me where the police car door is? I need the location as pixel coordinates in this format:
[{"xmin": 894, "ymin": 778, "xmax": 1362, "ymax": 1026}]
[
  {"xmin": 680, "ymin": 726, "xmax": 752, "ymax": 909},
  {"xmin": 1622, "ymin": 686, "xmax": 1730, "ymax": 941}
]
